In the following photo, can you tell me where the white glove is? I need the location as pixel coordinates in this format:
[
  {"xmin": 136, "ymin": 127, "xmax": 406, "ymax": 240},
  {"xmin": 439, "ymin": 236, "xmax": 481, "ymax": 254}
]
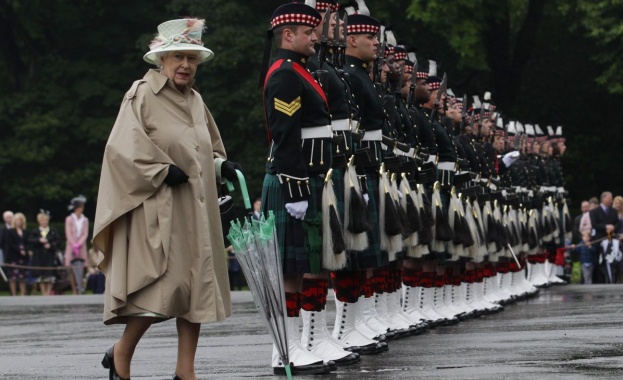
[
  {"xmin": 363, "ymin": 193, "xmax": 370, "ymax": 206},
  {"xmin": 285, "ymin": 201, "xmax": 308, "ymax": 220},
  {"xmin": 502, "ymin": 151, "xmax": 520, "ymax": 167}
]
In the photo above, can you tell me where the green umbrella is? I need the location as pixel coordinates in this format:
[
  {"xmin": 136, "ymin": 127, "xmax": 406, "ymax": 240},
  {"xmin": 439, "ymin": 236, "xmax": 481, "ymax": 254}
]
[{"xmin": 226, "ymin": 170, "xmax": 292, "ymax": 379}]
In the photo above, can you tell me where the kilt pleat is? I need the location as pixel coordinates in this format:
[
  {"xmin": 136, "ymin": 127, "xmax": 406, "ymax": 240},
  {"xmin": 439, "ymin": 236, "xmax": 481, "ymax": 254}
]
[{"xmin": 261, "ymin": 173, "xmax": 323, "ymax": 274}]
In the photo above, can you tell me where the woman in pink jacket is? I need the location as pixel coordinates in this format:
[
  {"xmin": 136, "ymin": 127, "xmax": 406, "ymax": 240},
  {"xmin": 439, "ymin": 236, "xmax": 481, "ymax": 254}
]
[{"xmin": 65, "ymin": 195, "xmax": 89, "ymax": 294}]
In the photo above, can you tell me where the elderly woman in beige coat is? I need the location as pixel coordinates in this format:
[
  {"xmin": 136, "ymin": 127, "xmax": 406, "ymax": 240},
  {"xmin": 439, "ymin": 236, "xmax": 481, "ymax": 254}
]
[{"xmin": 93, "ymin": 18, "xmax": 240, "ymax": 380}]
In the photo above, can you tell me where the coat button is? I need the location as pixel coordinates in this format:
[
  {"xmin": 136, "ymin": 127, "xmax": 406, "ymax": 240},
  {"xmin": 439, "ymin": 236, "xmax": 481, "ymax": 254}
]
[
  {"xmin": 200, "ymin": 197, "xmax": 205, "ymax": 202},
  {"xmin": 195, "ymin": 145, "xmax": 199, "ymax": 151},
  {"xmin": 199, "ymin": 171, "xmax": 203, "ymax": 177},
  {"xmin": 188, "ymin": 122, "xmax": 194, "ymax": 127}
]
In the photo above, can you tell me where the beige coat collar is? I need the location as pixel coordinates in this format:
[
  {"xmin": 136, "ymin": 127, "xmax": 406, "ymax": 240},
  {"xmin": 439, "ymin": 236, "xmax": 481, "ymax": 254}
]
[{"xmin": 144, "ymin": 69, "xmax": 195, "ymax": 95}]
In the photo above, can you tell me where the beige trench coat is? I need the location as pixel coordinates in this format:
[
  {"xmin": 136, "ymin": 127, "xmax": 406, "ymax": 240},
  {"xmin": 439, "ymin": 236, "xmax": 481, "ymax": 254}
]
[{"xmin": 93, "ymin": 69, "xmax": 232, "ymax": 325}]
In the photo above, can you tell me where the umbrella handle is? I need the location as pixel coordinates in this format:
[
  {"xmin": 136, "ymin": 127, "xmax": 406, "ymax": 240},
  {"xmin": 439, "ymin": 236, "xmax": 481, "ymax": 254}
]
[{"xmin": 226, "ymin": 169, "xmax": 252, "ymax": 211}]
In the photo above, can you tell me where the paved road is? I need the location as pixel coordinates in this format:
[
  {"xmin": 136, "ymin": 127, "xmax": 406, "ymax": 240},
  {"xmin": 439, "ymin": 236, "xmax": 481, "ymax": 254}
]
[{"xmin": 1, "ymin": 285, "xmax": 623, "ymax": 379}]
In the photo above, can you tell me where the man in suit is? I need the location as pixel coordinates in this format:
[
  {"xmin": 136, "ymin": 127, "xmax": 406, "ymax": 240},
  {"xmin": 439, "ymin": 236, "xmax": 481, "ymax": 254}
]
[
  {"xmin": 589, "ymin": 192, "xmax": 621, "ymax": 283},
  {"xmin": 0, "ymin": 211, "xmax": 14, "ymax": 265},
  {"xmin": 573, "ymin": 200, "xmax": 589, "ymax": 243}
]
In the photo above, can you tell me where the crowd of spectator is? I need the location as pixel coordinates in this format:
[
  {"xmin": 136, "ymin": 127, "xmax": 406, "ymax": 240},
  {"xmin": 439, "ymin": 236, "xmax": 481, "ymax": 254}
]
[
  {"xmin": 569, "ymin": 191, "xmax": 623, "ymax": 284},
  {"xmin": 3, "ymin": 190, "xmax": 619, "ymax": 295},
  {"xmin": 0, "ymin": 195, "xmax": 105, "ymax": 296}
]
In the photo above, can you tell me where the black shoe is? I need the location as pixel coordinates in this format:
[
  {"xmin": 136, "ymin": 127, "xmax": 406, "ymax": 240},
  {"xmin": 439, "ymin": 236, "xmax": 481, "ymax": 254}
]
[
  {"xmin": 384, "ymin": 330, "xmax": 397, "ymax": 340},
  {"xmin": 358, "ymin": 341, "xmax": 388, "ymax": 355},
  {"xmin": 273, "ymin": 361, "xmax": 330, "ymax": 376},
  {"xmin": 441, "ymin": 316, "xmax": 460, "ymax": 326},
  {"xmin": 333, "ymin": 353, "xmax": 361, "ymax": 366},
  {"xmin": 373, "ymin": 334, "xmax": 387, "ymax": 342},
  {"xmin": 391, "ymin": 328, "xmax": 412, "ymax": 339},
  {"xmin": 173, "ymin": 376, "xmax": 182, "ymax": 380},
  {"xmin": 101, "ymin": 344, "xmax": 130, "ymax": 380}
]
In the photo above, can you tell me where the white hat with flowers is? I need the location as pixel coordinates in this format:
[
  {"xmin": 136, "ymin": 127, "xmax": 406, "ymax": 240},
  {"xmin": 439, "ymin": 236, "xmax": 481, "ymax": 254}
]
[{"xmin": 143, "ymin": 18, "xmax": 214, "ymax": 65}]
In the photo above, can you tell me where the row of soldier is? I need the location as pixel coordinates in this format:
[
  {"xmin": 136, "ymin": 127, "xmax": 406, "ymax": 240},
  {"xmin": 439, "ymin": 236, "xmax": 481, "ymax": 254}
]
[{"xmin": 259, "ymin": 0, "xmax": 569, "ymax": 375}]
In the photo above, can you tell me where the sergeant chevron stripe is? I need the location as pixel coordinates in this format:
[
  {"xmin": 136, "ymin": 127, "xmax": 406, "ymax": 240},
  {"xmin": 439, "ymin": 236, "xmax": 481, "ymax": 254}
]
[{"xmin": 274, "ymin": 96, "xmax": 301, "ymax": 116}]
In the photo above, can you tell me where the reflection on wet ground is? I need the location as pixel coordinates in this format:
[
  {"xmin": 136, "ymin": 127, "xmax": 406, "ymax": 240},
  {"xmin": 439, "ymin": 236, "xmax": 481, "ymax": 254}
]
[{"xmin": 1, "ymin": 285, "xmax": 623, "ymax": 379}]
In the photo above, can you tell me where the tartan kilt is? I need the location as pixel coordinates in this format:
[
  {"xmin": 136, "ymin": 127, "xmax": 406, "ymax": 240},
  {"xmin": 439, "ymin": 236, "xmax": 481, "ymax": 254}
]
[
  {"xmin": 261, "ymin": 173, "xmax": 323, "ymax": 274},
  {"xmin": 343, "ymin": 170, "xmax": 388, "ymax": 270}
]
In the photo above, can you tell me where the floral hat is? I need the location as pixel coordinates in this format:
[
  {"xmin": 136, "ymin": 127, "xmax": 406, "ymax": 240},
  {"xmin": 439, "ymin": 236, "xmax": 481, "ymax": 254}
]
[{"xmin": 143, "ymin": 18, "xmax": 214, "ymax": 65}]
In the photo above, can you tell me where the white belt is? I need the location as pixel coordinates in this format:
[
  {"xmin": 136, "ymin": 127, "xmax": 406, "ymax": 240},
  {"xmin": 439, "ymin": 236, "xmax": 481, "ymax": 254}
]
[
  {"xmin": 361, "ymin": 129, "xmax": 382, "ymax": 141},
  {"xmin": 380, "ymin": 143, "xmax": 399, "ymax": 154},
  {"xmin": 301, "ymin": 125, "xmax": 332, "ymax": 139},
  {"xmin": 351, "ymin": 120, "xmax": 359, "ymax": 131},
  {"xmin": 332, "ymin": 118, "xmax": 350, "ymax": 131},
  {"xmin": 426, "ymin": 155, "xmax": 436, "ymax": 164},
  {"xmin": 407, "ymin": 148, "xmax": 415, "ymax": 157},
  {"xmin": 437, "ymin": 161, "xmax": 456, "ymax": 171},
  {"xmin": 394, "ymin": 148, "xmax": 408, "ymax": 156}
]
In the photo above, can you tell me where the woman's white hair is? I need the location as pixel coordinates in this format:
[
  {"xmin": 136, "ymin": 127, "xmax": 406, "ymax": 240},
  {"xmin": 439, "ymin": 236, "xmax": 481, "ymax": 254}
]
[{"xmin": 154, "ymin": 51, "xmax": 171, "ymax": 68}]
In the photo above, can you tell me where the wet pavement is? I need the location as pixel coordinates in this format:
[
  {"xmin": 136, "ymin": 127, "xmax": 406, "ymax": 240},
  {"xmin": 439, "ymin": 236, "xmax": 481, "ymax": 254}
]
[{"xmin": 1, "ymin": 285, "xmax": 623, "ymax": 379}]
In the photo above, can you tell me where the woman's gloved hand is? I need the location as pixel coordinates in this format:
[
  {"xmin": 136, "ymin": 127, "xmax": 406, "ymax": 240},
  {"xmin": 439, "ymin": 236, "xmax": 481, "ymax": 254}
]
[
  {"xmin": 285, "ymin": 201, "xmax": 308, "ymax": 220},
  {"xmin": 222, "ymin": 160, "xmax": 243, "ymax": 181},
  {"xmin": 164, "ymin": 165, "xmax": 189, "ymax": 186}
]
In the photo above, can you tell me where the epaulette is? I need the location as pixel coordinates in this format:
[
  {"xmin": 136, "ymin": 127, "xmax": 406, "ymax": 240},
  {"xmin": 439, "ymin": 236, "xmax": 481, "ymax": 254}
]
[{"xmin": 125, "ymin": 79, "xmax": 146, "ymax": 100}]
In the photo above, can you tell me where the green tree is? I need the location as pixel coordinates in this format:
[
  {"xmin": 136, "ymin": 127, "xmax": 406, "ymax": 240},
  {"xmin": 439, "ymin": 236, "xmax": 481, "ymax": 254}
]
[
  {"xmin": 406, "ymin": 0, "xmax": 547, "ymax": 110},
  {"xmin": 0, "ymin": 0, "xmax": 164, "ymax": 218},
  {"xmin": 559, "ymin": 0, "xmax": 623, "ymax": 94}
]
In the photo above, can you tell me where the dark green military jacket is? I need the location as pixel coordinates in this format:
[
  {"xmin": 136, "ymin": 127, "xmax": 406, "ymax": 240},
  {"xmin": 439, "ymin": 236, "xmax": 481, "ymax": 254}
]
[
  {"xmin": 471, "ymin": 135, "xmax": 494, "ymax": 179},
  {"xmin": 344, "ymin": 55, "xmax": 385, "ymax": 167},
  {"xmin": 422, "ymin": 107, "xmax": 457, "ymax": 164},
  {"xmin": 459, "ymin": 133, "xmax": 482, "ymax": 175},
  {"xmin": 309, "ymin": 48, "xmax": 359, "ymax": 158},
  {"xmin": 413, "ymin": 106, "xmax": 437, "ymax": 156},
  {"xmin": 264, "ymin": 49, "xmax": 332, "ymax": 202},
  {"xmin": 395, "ymin": 94, "xmax": 419, "ymax": 149}
]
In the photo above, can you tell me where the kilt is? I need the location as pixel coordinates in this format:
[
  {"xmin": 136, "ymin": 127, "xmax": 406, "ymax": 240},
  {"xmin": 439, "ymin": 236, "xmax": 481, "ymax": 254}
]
[
  {"xmin": 261, "ymin": 173, "xmax": 323, "ymax": 274},
  {"xmin": 342, "ymin": 170, "xmax": 388, "ymax": 270}
]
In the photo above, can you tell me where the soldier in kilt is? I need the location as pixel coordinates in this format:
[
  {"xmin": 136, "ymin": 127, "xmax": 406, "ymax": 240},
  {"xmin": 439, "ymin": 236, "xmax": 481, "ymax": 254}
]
[
  {"xmin": 329, "ymin": 10, "xmax": 402, "ymax": 348},
  {"xmin": 259, "ymin": 2, "xmax": 336, "ymax": 375},
  {"xmin": 297, "ymin": 0, "xmax": 367, "ymax": 364}
]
